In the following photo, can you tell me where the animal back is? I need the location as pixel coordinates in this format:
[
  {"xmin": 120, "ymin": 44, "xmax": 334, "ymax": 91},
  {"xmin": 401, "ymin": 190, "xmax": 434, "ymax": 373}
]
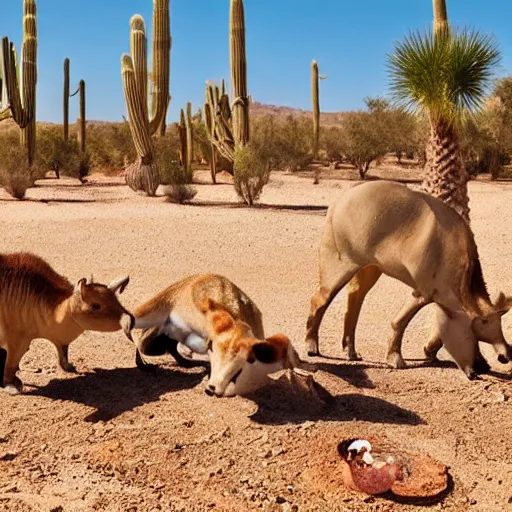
[{"xmin": 0, "ymin": 252, "xmax": 73, "ymax": 310}]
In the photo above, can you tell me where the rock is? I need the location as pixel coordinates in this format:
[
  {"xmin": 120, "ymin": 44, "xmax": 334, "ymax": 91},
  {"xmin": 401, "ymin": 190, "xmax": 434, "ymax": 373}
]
[{"xmin": 272, "ymin": 447, "xmax": 285, "ymax": 457}]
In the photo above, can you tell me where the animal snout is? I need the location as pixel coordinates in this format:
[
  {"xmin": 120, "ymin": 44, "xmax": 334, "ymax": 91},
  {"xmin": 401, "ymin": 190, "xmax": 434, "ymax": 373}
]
[{"xmin": 204, "ymin": 384, "xmax": 223, "ymax": 397}]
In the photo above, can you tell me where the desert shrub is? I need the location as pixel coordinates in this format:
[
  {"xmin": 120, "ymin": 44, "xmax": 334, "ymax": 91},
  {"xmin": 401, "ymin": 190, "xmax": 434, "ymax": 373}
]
[
  {"xmin": 85, "ymin": 122, "xmax": 136, "ymax": 170},
  {"xmin": 164, "ymin": 184, "xmax": 198, "ymax": 204},
  {"xmin": 0, "ymin": 131, "xmax": 41, "ymax": 199},
  {"xmin": 153, "ymin": 135, "xmax": 192, "ymax": 185},
  {"xmin": 339, "ymin": 111, "xmax": 390, "ymax": 178},
  {"xmin": 36, "ymin": 126, "xmax": 86, "ymax": 179},
  {"xmin": 233, "ymin": 144, "xmax": 270, "ymax": 206},
  {"xmin": 250, "ymin": 115, "xmax": 312, "ymax": 171},
  {"xmin": 321, "ymin": 126, "xmax": 345, "ymax": 163}
]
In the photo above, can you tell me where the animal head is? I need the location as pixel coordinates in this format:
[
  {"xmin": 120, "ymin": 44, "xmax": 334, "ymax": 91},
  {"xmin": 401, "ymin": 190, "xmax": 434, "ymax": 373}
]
[
  {"xmin": 71, "ymin": 276, "xmax": 134, "ymax": 336},
  {"xmin": 200, "ymin": 298, "xmax": 291, "ymax": 397},
  {"xmin": 471, "ymin": 292, "xmax": 512, "ymax": 363}
]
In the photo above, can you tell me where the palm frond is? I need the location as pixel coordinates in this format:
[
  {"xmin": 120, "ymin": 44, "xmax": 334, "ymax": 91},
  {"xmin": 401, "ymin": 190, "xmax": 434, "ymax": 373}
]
[{"xmin": 387, "ymin": 27, "xmax": 500, "ymax": 127}]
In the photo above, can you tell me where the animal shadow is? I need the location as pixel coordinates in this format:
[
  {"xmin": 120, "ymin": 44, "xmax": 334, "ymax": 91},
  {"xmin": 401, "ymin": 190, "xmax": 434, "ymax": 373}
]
[
  {"xmin": 247, "ymin": 377, "xmax": 424, "ymax": 427},
  {"xmin": 27, "ymin": 366, "xmax": 206, "ymax": 422},
  {"xmin": 314, "ymin": 358, "xmax": 377, "ymax": 389}
]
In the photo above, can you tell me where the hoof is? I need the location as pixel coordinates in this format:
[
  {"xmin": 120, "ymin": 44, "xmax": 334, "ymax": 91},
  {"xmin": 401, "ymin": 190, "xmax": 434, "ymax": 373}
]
[
  {"xmin": 498, "ymin": 354, "xmax": 510, "ymax": 365},
  {"xmin": 2, "ymin": 377, "xmax": 23, "ymax": 395},
  {"xmin": 346, "ymin": 350, "xmax": 362, "ymax": 362},
  {"xmin": 465, "ymin": 368, "xmax": 480, "ymax": 381},
  {"xmin": 306, "ymin": 339, "xmax": 320, "ymax": 357},
  {"xmin": 473, "ymin": 356, "xmax": 491, "ymax": 374},
  {"xmin": 386, "ymin": 353, "xmax": 407, "ymax": 369},
  {"xmin": 135, "ymin": 350, "xmax": 157, "ymax": 373},
  {"xmin": 62, "ymin": 363, "xmax": 77, "ymax": 373},
  {"xmin": 423, "ymin": 347, "xmax": 439, "ymax": 362}
]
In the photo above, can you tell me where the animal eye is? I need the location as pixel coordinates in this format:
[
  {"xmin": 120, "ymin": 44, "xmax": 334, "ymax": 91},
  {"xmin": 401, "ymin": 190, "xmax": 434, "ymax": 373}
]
[
  {"xmin": 91, "ymin": 303, "xmax": 102, "ymax": 311},
  {"xmin": 231, "ymin": 369, "xmax": 243, "ymax": 384}
]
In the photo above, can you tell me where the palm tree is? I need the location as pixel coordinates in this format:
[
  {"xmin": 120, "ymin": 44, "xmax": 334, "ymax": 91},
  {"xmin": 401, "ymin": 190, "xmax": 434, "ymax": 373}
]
[{"xmin": 388, "ymin": 28, "xmax": 500, "ymax": 223}]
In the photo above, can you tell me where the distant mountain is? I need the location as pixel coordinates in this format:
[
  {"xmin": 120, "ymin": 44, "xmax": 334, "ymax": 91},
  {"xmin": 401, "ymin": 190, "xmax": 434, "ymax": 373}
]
[{"xmin": 0, "ymin": 101, "xmax": 348, "ymax": 130}]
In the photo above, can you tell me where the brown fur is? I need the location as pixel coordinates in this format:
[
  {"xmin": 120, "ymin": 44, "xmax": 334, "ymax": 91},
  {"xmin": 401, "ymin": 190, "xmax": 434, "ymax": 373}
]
[
  {"xmin": 0, "ymin": 252, "xmax": 73, "ymax": 311},
  {"xmin": 0, "ymin": 252, "xmax": 133, "ymax": 394}
]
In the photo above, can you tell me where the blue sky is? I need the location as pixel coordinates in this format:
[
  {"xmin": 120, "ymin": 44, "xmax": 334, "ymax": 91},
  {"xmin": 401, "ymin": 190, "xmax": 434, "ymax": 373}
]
[{"xmin": 2, "ymin": 0, "xmax": 512, "ymax": 123}]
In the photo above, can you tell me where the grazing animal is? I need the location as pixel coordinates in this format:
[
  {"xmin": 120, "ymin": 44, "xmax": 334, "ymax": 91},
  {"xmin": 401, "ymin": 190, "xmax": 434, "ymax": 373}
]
[
  {"xmin": 0, "ymin": 252, "xmax": 134, "ymax": 394},
  {"xmin": 305, "ymin": 181, "xmax": 512, "ymax": 379},
  {"xmin": 128, "ymin": 273, "xmax": 304, "ymax": 396}
]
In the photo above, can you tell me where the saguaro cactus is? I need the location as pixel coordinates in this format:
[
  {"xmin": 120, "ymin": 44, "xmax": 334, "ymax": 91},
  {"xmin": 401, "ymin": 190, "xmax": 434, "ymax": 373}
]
[
  {"xmin": 178, "ymin": 108, "xmax": 188, "ymax": 171},
  {"xmin": 121, "ymin": 0, "xmax": 171, "ymax": 196},
  {"xmin": 229, "ymin": 0, "xmax": 249, "ymax": 148},
  {"xmin": 311, "ymin": 60, "xmax": 327, "ymax": 160},
  {"xmin": 311, "ymin": 60, "xmax": 320, "ymax": 159},
  {"xmin": 204, "ymin": 81, "xmax": 235, "ymax": 163},
  {"xmin": 63, "ymin": 58, "xmax": 70, "ymax": 141},
  {"xmin": 78, "ymin": 79, "xmax": 86, "ymax": 153},
  {"xmin": 186, "ymin": 102, "xmax": 193, "ymax": 169},
  {"xmin": 433, "ymin": 0, "xmax": 449, "ymax": 37},
  {"xmin": 1, "ymin": 0, "xmax": 38, "ymax": 164}
]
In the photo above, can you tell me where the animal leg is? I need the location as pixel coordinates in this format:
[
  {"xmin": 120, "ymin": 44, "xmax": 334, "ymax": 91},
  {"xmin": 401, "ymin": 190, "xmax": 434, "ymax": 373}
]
[
  {"xmin": 0, "ymin": 348, "xmax": 6, "ymax": 388},
  {"xmin": 342, "ymin": 265, "xmax": 382, "ymax": 361},
  {"xmin": 54, "ymin": 343, "xmax": 76, "ymax": 373},
  {"xmin": 305, "ymin": 261, "xmax": 361, "ymax": 357},
  {"xmin": 2, "ymin": 346, "xmax": 26, "ymax": 395},
  {"xmin": 386, "ymin": 295, "xmax": 430, "ymax": 369}
]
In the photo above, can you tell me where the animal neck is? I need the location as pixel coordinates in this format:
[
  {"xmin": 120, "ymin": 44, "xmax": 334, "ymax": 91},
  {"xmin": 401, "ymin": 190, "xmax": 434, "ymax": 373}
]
[{"xmin": 44, "ymin": 295, "xmax": 84, "ymax": 344}]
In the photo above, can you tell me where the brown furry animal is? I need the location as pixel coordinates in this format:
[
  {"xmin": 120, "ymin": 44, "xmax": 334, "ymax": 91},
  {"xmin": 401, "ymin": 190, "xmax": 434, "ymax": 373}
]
[{"xmin": 0, "ymin": 252, "xmax": 134, "ymax": 394}]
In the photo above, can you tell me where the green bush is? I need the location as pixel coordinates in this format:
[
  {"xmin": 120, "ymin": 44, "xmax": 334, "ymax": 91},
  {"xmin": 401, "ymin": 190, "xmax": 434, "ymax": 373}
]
[
  {"xmin": 233, "ymin": 144, "xmax": 270, "ymax": 206},
  {"xmin": 36, "ymin": 126, "xmax": 86, "ymax": 179},
  {"xmin": 153, "ymin": 135, "xmax": 192, "ymax": 185}
]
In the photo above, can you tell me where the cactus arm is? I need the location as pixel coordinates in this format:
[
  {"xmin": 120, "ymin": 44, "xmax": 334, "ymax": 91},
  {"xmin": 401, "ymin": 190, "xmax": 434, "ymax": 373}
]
[
  {"xmin": 130, "ymin": 15, "xmax": 148, "ymax": 120},
  {"xmin": 186, "ymin": 101, "xmax": 193, "ymax": 170},
  {"xmin": 148, "ymin": 0, "xmax": 170, "ymax": 135}
]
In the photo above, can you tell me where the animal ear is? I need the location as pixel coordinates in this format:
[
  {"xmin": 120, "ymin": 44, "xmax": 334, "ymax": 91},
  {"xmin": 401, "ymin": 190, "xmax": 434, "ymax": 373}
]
[
  {"xmin": 74, "ymin": 278, "xmax": 87, "ymax": 299},
  {"xmin": 108, "ymin": 276, "xmax": 130, "ymax": 294},
  {"xmin": 211, "ymin": 310, "xmax": 234, "ymax": 335},
  {"xmin": 248, "ymin": 342, "xmax": 280, "ymax": 365},
  {"xmin": 200, "ymin": 297, "xmax": 217, "ymax": 314},
  {"xmin": 494, "ymin": 292, "xmax": 512, "ymax": 315}
]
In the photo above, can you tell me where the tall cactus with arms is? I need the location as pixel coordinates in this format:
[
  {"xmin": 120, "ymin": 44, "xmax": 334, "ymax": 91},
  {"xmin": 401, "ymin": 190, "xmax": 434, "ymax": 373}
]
[
  {"xmin": 1, "ymin": 0, "xmax": 37, "ymax": 165},
  {"xmin": 230, "ymin": 0, "xmax": 249, "ymax": 148},
  {"xmin": 121, "ymin": 0, "xmax": 171, "ymax": 196}
]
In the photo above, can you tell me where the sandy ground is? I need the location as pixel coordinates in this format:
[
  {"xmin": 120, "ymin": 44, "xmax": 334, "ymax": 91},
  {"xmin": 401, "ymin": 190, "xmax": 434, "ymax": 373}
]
[{"xmin": 0, "ymin": 169, "xmax": 512, "ymax": 512}]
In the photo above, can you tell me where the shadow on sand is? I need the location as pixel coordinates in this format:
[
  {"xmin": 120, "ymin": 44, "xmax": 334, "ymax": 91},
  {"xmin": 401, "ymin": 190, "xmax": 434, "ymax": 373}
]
[
  {"xmin": 187, "ymin": 200, "xmax": 328, "ymax": 214},
  {"xmin": 27, "ymin": 366, "xmax": 207, "ymax": 423},
  {"xmin": 246, "ymin": 375, "xmax": 425, "ymax": 427}
]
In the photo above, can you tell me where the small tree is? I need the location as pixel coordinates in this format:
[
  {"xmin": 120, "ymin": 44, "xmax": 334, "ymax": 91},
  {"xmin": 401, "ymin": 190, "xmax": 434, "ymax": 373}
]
[
  {"xmin": 340, "ymin": 111, "xmax": 389, "ymax": 178},
  {"xmin": 233, "ymin": 144, "xmax": 270, "ymax": 206}
]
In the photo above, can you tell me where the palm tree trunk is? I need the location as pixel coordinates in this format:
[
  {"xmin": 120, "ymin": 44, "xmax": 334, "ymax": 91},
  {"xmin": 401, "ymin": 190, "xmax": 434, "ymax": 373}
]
[{"xmin": 422, "ymin": 120, "xmax": 470, "ymax": 223}]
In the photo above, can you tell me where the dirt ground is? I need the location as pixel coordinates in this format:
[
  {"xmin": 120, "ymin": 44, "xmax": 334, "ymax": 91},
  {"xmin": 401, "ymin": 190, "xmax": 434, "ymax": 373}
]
[{"xmin": 0, "ymin": 169, "xmax": 511, "ymax": 512}]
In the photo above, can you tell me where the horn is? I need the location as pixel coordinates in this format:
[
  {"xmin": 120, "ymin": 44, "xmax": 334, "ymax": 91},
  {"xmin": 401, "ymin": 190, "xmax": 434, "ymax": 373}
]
[{"xmin": 108, "ymin": 276, "xmax": 130, "ymax": 294}]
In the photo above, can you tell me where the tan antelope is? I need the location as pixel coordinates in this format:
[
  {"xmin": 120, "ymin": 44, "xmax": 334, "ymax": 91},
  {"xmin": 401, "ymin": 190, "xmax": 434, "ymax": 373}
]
[
  {"xmin": 127, "ymin": 273, "xmax": 304, "ymax": 397},
  {"xmin": 305, "ymin": 180, "xmax": 512, "ymax": 379},
  {"xmin": 0, "ymin": 252, "xmax": 134, "ymax": 394}
]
